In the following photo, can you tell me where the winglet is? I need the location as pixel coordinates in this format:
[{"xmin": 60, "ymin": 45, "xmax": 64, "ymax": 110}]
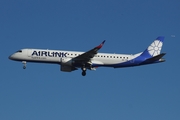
[{"xmin": 96, "ymin": 40, "xmax": 106, "ymax": 49}]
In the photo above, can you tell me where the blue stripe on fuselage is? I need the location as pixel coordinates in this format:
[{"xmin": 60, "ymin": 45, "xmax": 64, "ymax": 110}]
[{"xmin": 92, "ymin": 54, "xmax": 160, "ymax": 68}]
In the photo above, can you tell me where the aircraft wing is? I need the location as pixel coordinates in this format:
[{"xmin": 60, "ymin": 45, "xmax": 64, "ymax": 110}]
[{"xmin": 73, "ymin": 40, "xmax": 105, "ymax": 61}]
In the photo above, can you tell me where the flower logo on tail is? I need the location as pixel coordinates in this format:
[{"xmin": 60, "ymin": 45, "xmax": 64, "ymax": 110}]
[{"xmin": 148, "ymin": 40, "xmax": 163, "ymax": 56}]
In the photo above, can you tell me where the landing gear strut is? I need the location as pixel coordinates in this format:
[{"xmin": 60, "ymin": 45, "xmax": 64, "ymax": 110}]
[
  {"xmin": 22, "ymin": 61, "xmax": 26, "ymax": 69},
  {"xmin": 81, "ymin": 65, "xmax": 86, "ymax": 76}
]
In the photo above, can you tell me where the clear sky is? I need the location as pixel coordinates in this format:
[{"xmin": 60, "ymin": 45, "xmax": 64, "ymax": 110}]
[{"xmin": 1, "ymin": 0, "xmax": 180, "ymax": 120}]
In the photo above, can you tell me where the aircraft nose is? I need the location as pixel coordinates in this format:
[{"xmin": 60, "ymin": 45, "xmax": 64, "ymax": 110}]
[
  {"xmin": 9, "ymin": 55, "xmax": 13, "ymax": 60},
  {"xmin": 9, "ymin": 54, "xmax": 15, "ymax": 60}
]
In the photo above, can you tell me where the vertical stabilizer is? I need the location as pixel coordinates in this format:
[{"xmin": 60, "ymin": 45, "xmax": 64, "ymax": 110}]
[{"xmin": 141, "ymin": 36, "xmax": 165, "ymax": 59}]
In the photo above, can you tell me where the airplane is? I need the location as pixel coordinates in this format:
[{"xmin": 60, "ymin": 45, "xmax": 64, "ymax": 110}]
[{"xmin": 9, "ymin": 36, "xmax": 166, "ymax": 76}]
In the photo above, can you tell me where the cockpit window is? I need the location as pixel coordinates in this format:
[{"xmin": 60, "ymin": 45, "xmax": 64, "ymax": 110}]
[{"xmin": 17, "ymin": 50, "xmax": 22, "ymax": 53}]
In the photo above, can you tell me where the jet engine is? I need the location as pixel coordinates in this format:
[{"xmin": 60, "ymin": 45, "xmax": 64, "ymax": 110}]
[
  {"xmin": 60, "ymin": 58, "xmax": 77, "ymax": 72},
  {"xmin": 60, "ymin": 58, "xmax": 73, "ymax": 66}
]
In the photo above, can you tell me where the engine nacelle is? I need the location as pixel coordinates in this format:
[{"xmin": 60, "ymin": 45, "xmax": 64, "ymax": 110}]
[
  {"xmin": 60, "ymin": 65, "xmax": 74, "ymax": 72},
  {"xmin": 60, "ymin": 58, "xmax": 73, "ymax": 66},
  {"xmin": 60, "ymin": 58, "xmax": 77, "ymax": 72}
]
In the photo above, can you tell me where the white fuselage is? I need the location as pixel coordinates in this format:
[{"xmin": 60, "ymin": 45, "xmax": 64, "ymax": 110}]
[{"xmin": 9, "ymin": 49, "xmax": 139, "ymax": 66}]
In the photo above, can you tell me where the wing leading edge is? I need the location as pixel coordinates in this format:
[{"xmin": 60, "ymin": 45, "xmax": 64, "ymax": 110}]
[{"xmin": 73, "ymin": 40, "xmax": 106, "ymax": 61}]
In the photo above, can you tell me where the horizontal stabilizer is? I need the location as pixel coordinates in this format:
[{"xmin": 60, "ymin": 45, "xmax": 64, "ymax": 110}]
[{"xmin": 141, "ymin": 53, "xmax": 166, "ymax": 64}]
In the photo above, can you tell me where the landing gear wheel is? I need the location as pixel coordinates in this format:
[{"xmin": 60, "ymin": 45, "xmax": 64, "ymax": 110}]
[
  {"xmin": 22, "ymin": 61, "xmax": 26, "ymax": 69},
  {"xmin": 82, "ymin": 71, "xmax": 86, "ymax": 76},
  {"xmin": 23, "ymin": 66, "xmax": 26, "ymax": 69}
]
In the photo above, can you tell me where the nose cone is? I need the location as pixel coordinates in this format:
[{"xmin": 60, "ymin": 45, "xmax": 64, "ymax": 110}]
[
  {"xmin": 9, "ymin": 55, "xmax": 13, "ymax": 60},
  {"xmin": 9, "ymin": 54, "xmax": 15, "ymax": 60}
]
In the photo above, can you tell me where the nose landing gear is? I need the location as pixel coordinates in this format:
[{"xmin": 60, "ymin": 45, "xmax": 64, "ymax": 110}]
[{"xmin": 22, "ymin": 61, "xmax": 26, "ymax": 69}]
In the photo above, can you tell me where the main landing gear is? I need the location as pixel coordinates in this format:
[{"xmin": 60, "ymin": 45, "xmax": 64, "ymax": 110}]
[
  {"xmin": 22, "ymin": 61, "xmax": 26, "ymax": 69},
  {"xmin": 81, "ymin": 66, "xmax": 86, "ymax": 76},
  {"xmin": 82, "ymin": 70, "xmax": 86, "ymax": 76}
]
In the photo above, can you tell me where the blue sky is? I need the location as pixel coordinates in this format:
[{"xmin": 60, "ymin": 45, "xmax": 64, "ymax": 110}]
[{"xmin": 1, "ymin": 0, "xmax": 180, "ymax": 120}]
